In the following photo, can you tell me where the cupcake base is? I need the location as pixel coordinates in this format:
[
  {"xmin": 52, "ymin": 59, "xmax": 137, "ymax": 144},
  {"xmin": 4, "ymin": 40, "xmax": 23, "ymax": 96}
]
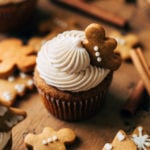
[{"xmin": 34, "ymin": 70, "xmax": 113, "ymax": 121}]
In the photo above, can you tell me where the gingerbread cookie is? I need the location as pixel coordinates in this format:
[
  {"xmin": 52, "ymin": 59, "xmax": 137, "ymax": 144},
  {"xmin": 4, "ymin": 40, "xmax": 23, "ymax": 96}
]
[
  {"xmin": 24, "ymin": 127, "xmax": 76, "ymax": 150},
  {"xmin": 110, "ymin": 31, "xmax": 140, "ymax": 60},
  {"xmin": 103, "ymin": 130, "xmax": 137, "ymax": 150},
  {"xmin": 0, "ymin": 38, "xmax": 36, "ymax": 77},
  {"xmin": 0, "ymin": 72, "xmax": 34, "ymax": 106},
  {"xmin": 131, "ymin": 126, "xmax": 150, "ymax": 150},
  {"xmin": 0, "ymin": 101, "xmax": 26, "ymax": 150},
  {"xmin": 82, "ymin": 23, "xmax": 121, "ymax": 71}
]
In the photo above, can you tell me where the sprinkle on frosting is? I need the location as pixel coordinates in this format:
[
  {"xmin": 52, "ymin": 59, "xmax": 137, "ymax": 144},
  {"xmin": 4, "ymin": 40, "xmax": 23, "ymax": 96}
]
[{"xmin": 36, "ymin": 30, "xmax": 110, "ymax": 92}]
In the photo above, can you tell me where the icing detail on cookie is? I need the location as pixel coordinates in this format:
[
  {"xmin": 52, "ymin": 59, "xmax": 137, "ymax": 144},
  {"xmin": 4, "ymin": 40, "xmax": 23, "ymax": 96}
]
[
  {"xmin": 97, "ymin": 57, "xmax": 102, "ymax": 62},
  {"xmin": 20, "ymin": 72, "xmax": 27, "ymax": 79},
  {"xmin": 117, "ymin": 131, "xmax": 125, "ymax": 141},
  {"xmin": 42, "ymin": 139, "xmax": 48, "ymax": 145},
  {"xmin": 37, "ymin": 30, "xmax": 110, "ymax": 92},
  {"xmin": 103, "ymin": 143, "xmax": 113, "ymax": 150},
  {"xmin": 8, "ymin": 76, "xmax": 15, "ymax": 82},
  {"xmin": 2, "ymin": 92, "xmax": 13, "ymax": 101},
  {"xmin": 93, "ymin": 45, "xmax": 99, "ymax": 51},
  {"xmin": 95, "ymin": 52, "xmax": 100, "ymax": 57},
  {"xmin": 0, "ymin": 131, "xmax": 11, "ymax": 150},
  {"xmin": 132, "ymin": 126, "xmax": 150, "ymax": 150},
  {"xmin": 14, "ymin": 84, "xmax": 25, "ymax": 93},
  {"xmin": 115, "ymin": 37, "xmax": 126, "ymax": 45},
  {"xmin": 4, "ymin": 115, "xmax": 24, "ymax": 128},
  {"xmin": 0, "ymin": 106, "xmax": 8, "ymax": 116},
  {"xmin": 27, "ymin": 79, "xmax": 34, "ymax": 86},
  {"xmin": 42, "ymin": 135, "xmax": 58, "ymax": 145}
]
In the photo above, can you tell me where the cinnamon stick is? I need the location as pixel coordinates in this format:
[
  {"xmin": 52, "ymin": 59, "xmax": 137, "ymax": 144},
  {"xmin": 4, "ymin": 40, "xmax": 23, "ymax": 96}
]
[
  {"xmin": 52, "ymin": 0, "xmax": 128, "ymax": 28},
  {"xmin": 121, "ymin": 80, "xmax": 145, "ymax": 116},
  {"xmin": 130, "ymin": 48, "xmax": 150, "ymax": 95}
]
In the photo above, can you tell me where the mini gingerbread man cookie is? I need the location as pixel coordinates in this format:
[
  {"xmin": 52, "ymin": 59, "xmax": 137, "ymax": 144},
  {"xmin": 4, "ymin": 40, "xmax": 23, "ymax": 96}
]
[
  {"xmin": 0, "ymin": 101, "xmax": 26, "ymax": 150},
  {"xmin": 0, "ymin": 72, "xmax": 34, "ymax": 106},
  {"xmin": 103, "ymin": 130, "xmax": 137, "ymax": 150},
  {"xmin": 110, "ymin": 31, "xmax": 140, "ymax": 60},
  {"xmin": 24, "ymin": 127, "xmax": 76, "ymax": 150},
  {"xmin": 131, "ymin": 126, "xmax": 150, "ymax": 150},
  {"xmin": 82, "ymin": 23, "xmax": 121, "ymax": 71},
  {"xmin": 0, "ymin": 38, "xmax": 36, "ymax": 77}
]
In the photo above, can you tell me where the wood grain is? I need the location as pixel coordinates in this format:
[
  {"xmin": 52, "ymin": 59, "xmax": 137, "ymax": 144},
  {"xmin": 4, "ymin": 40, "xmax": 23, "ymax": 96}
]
[{"xmin": 11, "ymin": 0, "xmax": 150, "ymax": 149}]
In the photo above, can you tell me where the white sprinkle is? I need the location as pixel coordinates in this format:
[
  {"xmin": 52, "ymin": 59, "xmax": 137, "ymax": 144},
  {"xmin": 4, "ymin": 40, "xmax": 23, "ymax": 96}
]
[
  {"xmin": 2, "ymin": 92, "xmax": 13, "ymax": 101},
  {"xmin": 117, "ymin": 131, "xmax": 125, "ymax": 141},
  {"xmin": 42, "ymin": 140, "xmax": 47, "ymax": 145},
  {"xmin": 0, "ymin": 106, "xmax": 8, "ymax": 116},
  {"xmin": 97, "ymin": 57, "xmax": 102, "ymax": 62},
  {"xmin": 27, "ymin": 79, "xmax": 34, "ymax": 86},
  {"xmin": 14, "ymin": 84, "xmax": 25, "ymax": 93},
  {"xmin": 20, "ymin": 72, "xmax": 27, "ymax": 78},
  {"xmin": 103, "ymin": 143, "xmax": 113, "ymax": 150},
  {"xmin": 95, "ymin": 52, "xmax": 100, "ymax": 57},
  {"xmin": 8, "ymin": 76, "xmax": 15, "ymax": 82},
  {"xmin": 93, "ymin": 46, "xmax": 99, "ymax": 51}
]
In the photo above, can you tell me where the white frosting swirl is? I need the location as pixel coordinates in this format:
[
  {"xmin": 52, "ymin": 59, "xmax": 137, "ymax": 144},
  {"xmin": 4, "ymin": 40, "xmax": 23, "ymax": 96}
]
[
  {"xmin": 0, "ymin": 132, "xmax": 11, "ymax": 150},
  {"xmin": 36, "ymin": 30, "xmax": 110, "ymax": 92}
]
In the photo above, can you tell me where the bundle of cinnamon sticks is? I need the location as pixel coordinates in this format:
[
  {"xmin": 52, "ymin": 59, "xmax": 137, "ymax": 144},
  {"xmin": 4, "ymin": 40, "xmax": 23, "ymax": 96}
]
[{"xmin": 122, "ymin": 48, "xmax": 150, "ymax": 116}]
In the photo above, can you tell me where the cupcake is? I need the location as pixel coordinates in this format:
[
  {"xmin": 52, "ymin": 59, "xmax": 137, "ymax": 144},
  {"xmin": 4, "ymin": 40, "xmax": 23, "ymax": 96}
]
[
  {"xmin": 34, "ymin": 23, "xmax": 121, "ymax": 121},
  {"xmin": 0, "ymin": 0, "xmax": 37, "ymax": 33}
]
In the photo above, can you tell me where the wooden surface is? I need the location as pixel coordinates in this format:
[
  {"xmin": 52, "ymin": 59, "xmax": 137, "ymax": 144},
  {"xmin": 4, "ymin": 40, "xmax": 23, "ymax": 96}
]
[{"xmin": 12, "ymin": 0, "xmax": 150, "ymax": 149}]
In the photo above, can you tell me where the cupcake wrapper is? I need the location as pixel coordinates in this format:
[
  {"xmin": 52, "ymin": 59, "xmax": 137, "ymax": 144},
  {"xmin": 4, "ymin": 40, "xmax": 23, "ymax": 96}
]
[{"xmin": 38, "ymin": 88, "xmax": 107, "ymax": 121}]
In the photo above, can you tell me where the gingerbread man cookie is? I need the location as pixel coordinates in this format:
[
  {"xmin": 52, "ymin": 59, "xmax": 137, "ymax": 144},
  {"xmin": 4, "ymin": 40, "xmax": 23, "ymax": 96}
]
[
  {"xmin": 110, "ymin": 31, "xmax": 140, "ymax": 60},
  {"xmin": 0, "ymin": 38, "xmax": 36, "ymax": 77},
  {"xmin": 24, "ymin": 127, "xmax": 76, "ymax": 150},
  {"xmin": 103, "ymin": 130, "xmax": 137, "ymax": 150},
  {"xmin": 131, "ymin": 126, "xmax": 150, "ymax": 150},
  {"xmin": 83, "ymin": 23, "xmax": 121, "ymax": 71},
  {"xmin": 0, "ymin": 72, "xmax": 34, "ymax": 106},
  {"xmin": 0, "ymin": 101, "xmax": 26, "ymax": 150}
]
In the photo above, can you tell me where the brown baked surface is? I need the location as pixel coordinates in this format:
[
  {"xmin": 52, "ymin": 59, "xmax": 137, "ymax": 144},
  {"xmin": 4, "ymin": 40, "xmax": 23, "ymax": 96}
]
[{"xmin": 34, "ymin": 69, "xmax": 113, "ymax": 101}]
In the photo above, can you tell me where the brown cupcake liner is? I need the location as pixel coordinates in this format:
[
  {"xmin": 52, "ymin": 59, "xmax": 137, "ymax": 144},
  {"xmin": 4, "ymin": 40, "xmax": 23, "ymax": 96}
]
[
  {"xmin": 38, "ymin": 88, "xmax": 107, "ymax": 121},
  {"xmin": 0, "ymin": 0, "xmax": 37, "ymax": 32}
]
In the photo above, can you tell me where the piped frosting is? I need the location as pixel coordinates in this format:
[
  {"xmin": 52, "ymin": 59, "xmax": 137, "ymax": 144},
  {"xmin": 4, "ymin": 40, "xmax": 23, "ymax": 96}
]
[{"xmin": 36, "ymin": 30, "xmax": 110, "ymax": 92}]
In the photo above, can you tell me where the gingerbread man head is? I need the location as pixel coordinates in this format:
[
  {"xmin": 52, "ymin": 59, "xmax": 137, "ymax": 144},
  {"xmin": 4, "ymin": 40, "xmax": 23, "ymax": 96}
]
[
  {"xmin": 24, "ymin": 127, "xmax": 76, "ymax": 150},
  {"xmin": 83, "ymin": 23, "xmax": 121, "ymax": 70}
]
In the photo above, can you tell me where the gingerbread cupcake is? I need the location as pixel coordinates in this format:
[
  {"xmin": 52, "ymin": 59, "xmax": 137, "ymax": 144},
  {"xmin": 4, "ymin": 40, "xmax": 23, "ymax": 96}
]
[
  {"xmin": 0, "ymin": 0, "xmax": 37, "ymax": 33},
  {"xmin": 34, "ymin": 23, "xmax": 121, "ymax": 121}
]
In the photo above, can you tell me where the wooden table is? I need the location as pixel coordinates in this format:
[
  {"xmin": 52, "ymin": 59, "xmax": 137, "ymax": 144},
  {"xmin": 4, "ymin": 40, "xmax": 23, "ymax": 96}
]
[{"xmin": 12, "ymin": 0, "xmax": 150, "ymax": 149}]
